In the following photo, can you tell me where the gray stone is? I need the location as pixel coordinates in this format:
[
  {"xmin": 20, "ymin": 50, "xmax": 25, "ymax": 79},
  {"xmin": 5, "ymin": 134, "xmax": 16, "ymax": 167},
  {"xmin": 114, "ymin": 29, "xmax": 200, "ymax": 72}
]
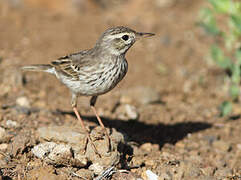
[
  {"xmin": 47, "ymin": 144, "xmax": 75, "ymax": 165},
  {"xmin": 35, "ymin": 125, "xmax": 125, "ymax": 172},
  {"xmin": 37, "ymin": 126, "xmax": 86, "ymax": 145},
  {"xmin": 32, "ymin": 142, "xmax": 56, "ymax": 159},
  {"xmin": 32, "ymin": 142, "xmax": 87, "ymax": 167}
]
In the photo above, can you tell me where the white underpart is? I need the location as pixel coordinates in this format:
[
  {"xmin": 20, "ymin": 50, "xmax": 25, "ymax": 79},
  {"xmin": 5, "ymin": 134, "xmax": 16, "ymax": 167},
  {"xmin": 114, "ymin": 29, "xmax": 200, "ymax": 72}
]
[{"xmin": 55, "ymin": 59, "xmax": 128, "ymax": 96}]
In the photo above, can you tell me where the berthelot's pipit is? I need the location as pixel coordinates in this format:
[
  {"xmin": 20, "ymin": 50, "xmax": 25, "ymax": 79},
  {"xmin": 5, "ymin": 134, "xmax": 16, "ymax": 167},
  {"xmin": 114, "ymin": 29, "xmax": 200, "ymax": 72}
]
[{"xmin": 22, "ymin": 26, "xmax": 154, "ymax": 156}]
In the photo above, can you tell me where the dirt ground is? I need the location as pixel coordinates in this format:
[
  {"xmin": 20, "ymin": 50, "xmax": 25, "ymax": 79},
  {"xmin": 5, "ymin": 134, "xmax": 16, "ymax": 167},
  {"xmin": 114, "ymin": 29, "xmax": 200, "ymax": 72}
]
[{"xmin": 0, "ymin": 0, "xmax": 240, "ymax": 179}]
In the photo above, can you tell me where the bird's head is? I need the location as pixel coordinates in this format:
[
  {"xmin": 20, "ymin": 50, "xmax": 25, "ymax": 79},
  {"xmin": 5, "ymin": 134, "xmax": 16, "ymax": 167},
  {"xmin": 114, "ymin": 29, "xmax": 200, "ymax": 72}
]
[{"xmin": 95, "ymin": 26, "xmax": 155, "ymax": 56}]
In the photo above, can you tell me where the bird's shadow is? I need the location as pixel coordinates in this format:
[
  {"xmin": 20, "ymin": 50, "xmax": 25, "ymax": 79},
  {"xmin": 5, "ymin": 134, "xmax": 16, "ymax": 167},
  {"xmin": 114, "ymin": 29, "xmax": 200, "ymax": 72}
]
[{"xmin": 56, "ymin": 109, "xmax": 212, "ymax": 149}]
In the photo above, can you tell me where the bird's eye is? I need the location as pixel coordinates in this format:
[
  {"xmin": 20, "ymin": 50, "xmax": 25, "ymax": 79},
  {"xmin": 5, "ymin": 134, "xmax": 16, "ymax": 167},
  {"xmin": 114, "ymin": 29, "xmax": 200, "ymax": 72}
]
[{"xmin": 122, "ymin": 35, "xmax": 129, "ymax": 41}]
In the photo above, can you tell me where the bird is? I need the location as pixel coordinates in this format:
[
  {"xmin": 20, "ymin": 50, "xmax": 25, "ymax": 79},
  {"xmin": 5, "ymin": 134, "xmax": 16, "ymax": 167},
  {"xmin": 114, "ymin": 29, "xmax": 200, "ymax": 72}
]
[{"xmin": 22, "ymin": 26, "xmax": 155, "ymax": 156}]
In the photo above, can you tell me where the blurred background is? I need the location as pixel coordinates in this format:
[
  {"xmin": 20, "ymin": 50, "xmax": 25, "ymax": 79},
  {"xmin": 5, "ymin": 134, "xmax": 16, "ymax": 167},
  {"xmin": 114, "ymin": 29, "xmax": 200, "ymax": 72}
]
[
  {"xmin": 0, "ymin": 0, "xmax": 211, "ymax": 109},
  {"xmin": 0, "ymin": 0, "xmax": 240, "ymax": 179}
]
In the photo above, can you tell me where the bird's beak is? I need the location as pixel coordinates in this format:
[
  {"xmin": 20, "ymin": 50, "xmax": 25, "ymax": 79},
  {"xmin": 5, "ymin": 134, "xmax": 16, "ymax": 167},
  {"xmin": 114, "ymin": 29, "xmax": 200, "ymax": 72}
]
[{"xmin": 135, "ymin": 32, "xmax": 155, "ymax": 40}]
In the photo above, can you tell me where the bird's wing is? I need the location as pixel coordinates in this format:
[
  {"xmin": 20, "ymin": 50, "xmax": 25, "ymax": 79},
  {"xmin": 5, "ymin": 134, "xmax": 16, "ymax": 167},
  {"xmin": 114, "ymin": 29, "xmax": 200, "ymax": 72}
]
[{"xmin": 51, "ymin": 51, "xmax": 92, "ymax": 80}]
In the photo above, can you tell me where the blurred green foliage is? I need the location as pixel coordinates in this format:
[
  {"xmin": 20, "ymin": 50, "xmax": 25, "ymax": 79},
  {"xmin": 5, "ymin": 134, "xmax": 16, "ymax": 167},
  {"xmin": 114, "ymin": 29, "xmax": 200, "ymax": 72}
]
[
  {"xmin": 199, "ymin": 0, "xmax": 241, "ymax": 116},
  {"xmin": 220, "ymin": 101, "xmax": 232, "ymax": 116}
]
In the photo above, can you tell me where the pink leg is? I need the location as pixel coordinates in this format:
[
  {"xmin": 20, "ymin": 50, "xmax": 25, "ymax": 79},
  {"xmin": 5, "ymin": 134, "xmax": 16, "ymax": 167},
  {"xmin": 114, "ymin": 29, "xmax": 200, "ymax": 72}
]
[
  {"xmin": 90, "ymin": 96, "xmax": 111, "ymax": 151},
  {"xmin": 72, "ymin": 94, "xmax": 100, "ymax": 157}
]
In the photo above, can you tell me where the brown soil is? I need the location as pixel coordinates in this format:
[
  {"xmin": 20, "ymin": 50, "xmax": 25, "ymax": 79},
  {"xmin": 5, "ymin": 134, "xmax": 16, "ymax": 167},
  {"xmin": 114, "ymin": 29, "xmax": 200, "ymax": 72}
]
[{"xmin": 0, "ymin": 0, "xmax": 240, "ymax": 179}]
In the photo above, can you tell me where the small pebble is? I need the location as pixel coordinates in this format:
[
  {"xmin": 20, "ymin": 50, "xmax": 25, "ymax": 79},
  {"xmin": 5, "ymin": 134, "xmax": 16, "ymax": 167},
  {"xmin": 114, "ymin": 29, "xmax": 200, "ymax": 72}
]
[
  {"xmin": 120, "ymin": 95, "xmax": 132, "ymax": 104},
  {"xmin": 145, "ymin": 170, "xmax": 159, "ymax": 180},
  {"xmin": 47, "ymin": 144, "xmax": 73, "ymax": 164},
  {"xmin": 131, "ymin": 156, "xmax": 145, "ymax": 167},
  {"xmin": 213, "ymin": 140, "xmax": 231, "ymax": 152},
  {"xmin": 116, "ymin": 104, "xmax": 139, "ymax": 120},
  {"xmin": 125, "ymin": 104, "xmax": 139, "ymax": 120},
  {"xmin": 145, "ymin": 159, "xmax": 155, "ymax": 167},
  {"xmin": 32, "ymin": 142, "xmax": 57, "ymax": 159},
  {"xmin": 159, "ymin": 172, "xmax": 172, "ymax": 180},
  {"xmin": 89, "ymin": 163, "xmax": 104, "ymax": 175},
  {"xmin": 0, "ymin": 127, "xmax": 7, "ymax": 143},
  {"xmin": 6, "ymin": 120, "xmax": 18, "ymax": 128},
  {"xmin": 16, "ymin": 96, "xmax": 30, "ymax": 108},
  {"xmin": 237, "ymin": 144, "xmax": 241, "ymax": 150},
  {"xmin": 112, "ymin": 171, "xmax": 142, "ymax": 180},
  {"xmin": 201, "ymin": 167, "xmax": 215, "ymax": 176},
  {"xmin": 0, "ymin": 143, "xmax": 8, "ymax": 151},
  {"xmin": 74, "ymin": 169, "xmax": 94, "ymax": 179},
  {"xmin": 140, "ymin": 143, "xmax": 153, "ymax": 152}
]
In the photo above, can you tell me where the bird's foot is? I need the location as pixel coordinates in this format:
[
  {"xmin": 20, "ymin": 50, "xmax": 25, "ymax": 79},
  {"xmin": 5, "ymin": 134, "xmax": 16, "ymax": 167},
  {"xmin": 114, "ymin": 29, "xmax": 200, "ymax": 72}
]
[
  {"xmin": 102, "ymin": 127, "xmax": 112, "ymax": 152},
  {"xmin": 85, "ymin": 132, "xmax": 101, "ymax": 158}
]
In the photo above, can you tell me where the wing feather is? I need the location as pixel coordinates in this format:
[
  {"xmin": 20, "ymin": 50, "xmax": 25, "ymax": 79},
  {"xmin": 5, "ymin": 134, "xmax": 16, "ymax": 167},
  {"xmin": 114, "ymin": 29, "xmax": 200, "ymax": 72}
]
[{"xmin": 51, "ymin": 51, "xmax": 92, "ymax": 80}]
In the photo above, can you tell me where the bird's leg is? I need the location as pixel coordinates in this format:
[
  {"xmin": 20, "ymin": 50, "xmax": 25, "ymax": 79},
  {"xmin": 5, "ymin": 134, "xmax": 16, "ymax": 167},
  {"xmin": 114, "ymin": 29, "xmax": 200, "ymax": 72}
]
[
  {"xmin": 90, "ymin": 96, "xmax": 111, "ymax": 152},
  {"xmin": 71, "ymin": 94, "xmax": 100, "ymax": 157}
]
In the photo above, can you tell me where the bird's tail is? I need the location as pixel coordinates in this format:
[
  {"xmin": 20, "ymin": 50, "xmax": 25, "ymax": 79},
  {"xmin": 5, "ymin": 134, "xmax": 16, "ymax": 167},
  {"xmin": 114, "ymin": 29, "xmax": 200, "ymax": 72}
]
[{"xmin": 21, "ymin": 64, "xmax": 55, "ymax": 74}]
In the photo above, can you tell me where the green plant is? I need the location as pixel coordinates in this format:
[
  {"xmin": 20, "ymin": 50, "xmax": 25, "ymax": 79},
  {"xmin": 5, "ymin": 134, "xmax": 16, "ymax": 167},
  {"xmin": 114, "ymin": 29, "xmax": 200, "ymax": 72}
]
[{"xmin": 199, "ymin": 0, "xmax": 241, "ymax": 116}]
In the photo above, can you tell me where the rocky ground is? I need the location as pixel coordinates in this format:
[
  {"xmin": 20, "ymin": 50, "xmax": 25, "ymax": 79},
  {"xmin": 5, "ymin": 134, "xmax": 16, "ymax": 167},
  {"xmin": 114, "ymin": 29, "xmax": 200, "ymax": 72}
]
[{"xmin": 0, "ymin": 0, "xmax": 241, "ymax": 179}]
